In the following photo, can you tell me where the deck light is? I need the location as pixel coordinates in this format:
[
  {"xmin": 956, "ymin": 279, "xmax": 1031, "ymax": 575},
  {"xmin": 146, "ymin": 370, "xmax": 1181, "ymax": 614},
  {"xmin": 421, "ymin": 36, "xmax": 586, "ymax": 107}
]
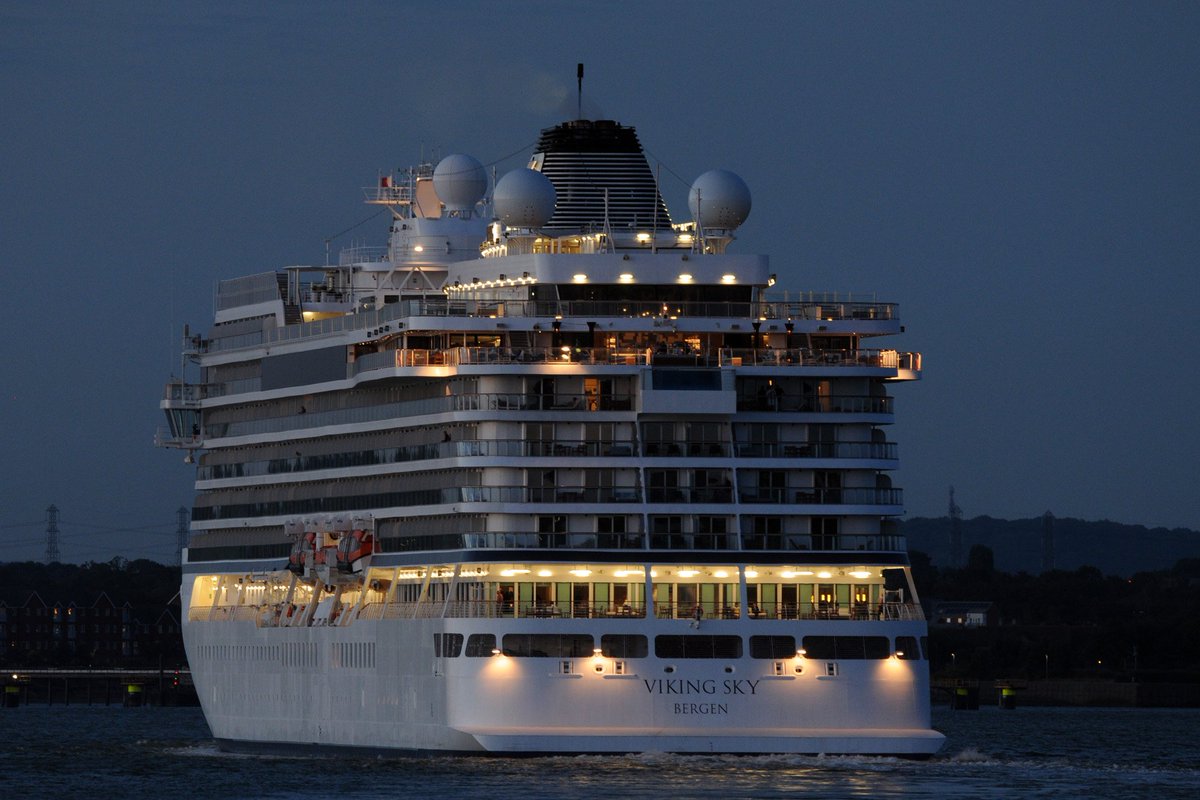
[
  {"xmin": 618, "ymin": 273, "xmax": 634, "ymax": 283},
  {"xmin": 721, "ymin": 274, "xmax": 736, "ymax": 284},
  {"xmin": 678, "ymin": 273, "xmax": 693, "ymax": 283},
  {"xmin": 491, "ymin": 648, "xmax": 501, "ymax": 656},
  {"xmin": 573, "ymin": 273, "xmax": 588, "ymax": 283},
  {"xmin": 569, "ymin": 568, "xmax": 592, "ymax": 577}
]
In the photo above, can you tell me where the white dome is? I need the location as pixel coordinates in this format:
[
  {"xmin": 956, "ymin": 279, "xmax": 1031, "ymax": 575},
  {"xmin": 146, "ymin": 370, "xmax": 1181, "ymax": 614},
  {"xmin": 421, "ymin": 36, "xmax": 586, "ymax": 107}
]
[
  {"xmin": 688, "ymin": 169, "xmax": 751, "ymax": 230},
  {"xmin": 493, "ymin": 168, "xmax": 557, "ymax": 229},
  {"xmin": 433, "ymin": 153, "xmax": 488, "ymax": 211}
]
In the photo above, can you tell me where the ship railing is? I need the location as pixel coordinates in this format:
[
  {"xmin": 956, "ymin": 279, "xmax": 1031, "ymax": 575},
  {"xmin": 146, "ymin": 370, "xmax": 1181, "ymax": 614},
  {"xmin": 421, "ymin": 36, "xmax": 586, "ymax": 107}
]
[
  {"xmin": 349, "ymin": 346, "xmax": 919, "ymax": 374},
  {"xmin": 465, "ymin": 486, "xmax": 643, "ymax": 504},
  {"xmin": 338, "ymin": 246, "xmax": 388, "ymax": 266},
  {"xmin": 736, "ymin": 487, "xmax": 904, "ymax": 506},
  {"xmin": 717, "ymin": 347, "xmax": 914, "ymax": 369},
  {"xmin": 735, "ymin": 393, "xmax": 894, "ymax": 414},
  {"xmin": 734, "ymin": 441, "xmax": 898, "ymax": 459},
  {"xmin": 448, "ymin": 531, "xmax": 911, "ymax": 553},
  {"xmin": 356, "ymin": 603, "xmax": 387, "ymax": 621},
  {"xmin": 185, "ymin": 599, "xmax": 923, "ymax": 624},
  {"xmin": 880, "ymin": 601, "xmax": 925, "ymax": 621},
  {"xmin": 722, "ymin": 533, "xmax": 911, "ymax": 551},
  {"xmin": 161, "ymin": 381, "xmax": 210, "ymax": 405},
  {"xmin": 449, "ymin": 299, "xmax": 896, "ymax": 322},
  {"xmin": 195, "ymin": 437, "xmax": 644, "ymax": 480},
  {"xmin": 203, "ymin": 296, "xmax": 898, "ymax": 354},
  {"xmin": 439, "ymin": 601, "xmax": 649, "ymax": 620},
  {"xmin": 194, "ymin": 436, "xmax": 899, "ymax": 481}
]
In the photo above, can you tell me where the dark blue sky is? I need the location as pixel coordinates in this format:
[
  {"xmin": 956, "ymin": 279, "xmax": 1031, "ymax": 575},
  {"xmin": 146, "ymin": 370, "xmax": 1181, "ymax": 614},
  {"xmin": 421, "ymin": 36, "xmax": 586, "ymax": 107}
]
[{"xmin": 2, "ymin": 1, "xmax": 1197, "ymax": 562}]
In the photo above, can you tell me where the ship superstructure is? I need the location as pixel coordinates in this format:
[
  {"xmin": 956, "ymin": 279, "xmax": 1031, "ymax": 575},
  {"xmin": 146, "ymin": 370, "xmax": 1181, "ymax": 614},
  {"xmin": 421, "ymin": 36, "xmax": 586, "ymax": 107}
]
[{"xmin": 159, "ymin": 115, "xmax": 941, "ymax": 755}]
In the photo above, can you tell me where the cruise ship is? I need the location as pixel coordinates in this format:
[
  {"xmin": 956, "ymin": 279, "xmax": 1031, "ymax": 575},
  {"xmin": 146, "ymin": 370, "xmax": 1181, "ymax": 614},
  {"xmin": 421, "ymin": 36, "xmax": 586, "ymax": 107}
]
[{"xmin": 158, "ymin": 110, "xmax": 943, "ymax": 756}]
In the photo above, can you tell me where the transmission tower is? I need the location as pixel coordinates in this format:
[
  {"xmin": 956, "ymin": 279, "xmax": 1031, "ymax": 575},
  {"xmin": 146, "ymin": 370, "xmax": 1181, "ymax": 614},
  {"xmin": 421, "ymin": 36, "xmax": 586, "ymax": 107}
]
[
  {"xmin": 45, "ymin": 504, "xmax": 61, "ymax": 563},
  {"xmin": 176, "ymin": 506, "xmax": 190, "ymax": 565},
  {"xmin": 948, "ymin": 487, "xmax": 963, "ymax": 568}
]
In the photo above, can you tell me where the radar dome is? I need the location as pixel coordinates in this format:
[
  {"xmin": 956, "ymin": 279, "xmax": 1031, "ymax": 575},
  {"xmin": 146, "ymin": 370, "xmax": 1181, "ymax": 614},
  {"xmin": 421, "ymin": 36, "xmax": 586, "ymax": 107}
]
[
  {"xmin": 688, "ymin": 169, "xmax": 751, "ymax": 230},
  {"xmin": 433, "ymin": 153, "xmax": 488, "ymax": 211},
  {"xmin": 493, "ymin": 168, "xmax": 557, "ymax": 229}
]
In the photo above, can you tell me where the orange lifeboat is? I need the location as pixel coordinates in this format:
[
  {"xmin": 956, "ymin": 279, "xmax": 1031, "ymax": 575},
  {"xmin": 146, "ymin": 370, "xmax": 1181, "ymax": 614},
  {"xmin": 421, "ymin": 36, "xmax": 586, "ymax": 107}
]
[
  {"xmin": 287, "ymin": 531, "xmax": 315, "ymax": 575},
  {"xmin": 336, "ymin": 529, "xmax": 376, "ymax": 573}
]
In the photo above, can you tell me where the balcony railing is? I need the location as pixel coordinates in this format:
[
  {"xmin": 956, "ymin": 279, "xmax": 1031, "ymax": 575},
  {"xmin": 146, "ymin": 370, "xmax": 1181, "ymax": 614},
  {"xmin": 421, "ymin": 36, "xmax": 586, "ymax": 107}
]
[
  {"xmin": 377, "ymin": 531, "xmax": 909, "ymax": 553},
  {"xmin": 736, "ymin": 487, "xmax": 903, "ymax": 506},
  {"xmin": 734, "ymin": 441, "xmax": 897, "ymax": 459},
  {"xmin": 197, "ymin": 438, "xmax": 895, "ymax": 481},
  {"xmin": 194, "ymin": 598, "xmax": 924, "ymax": 625},
  {"xmin": 352, "ymin": 346, "xmax": 919, "ymax": 373},
  {"xmin": 200, "ymin": 292, "xmax": 902, "ymax": 354}
]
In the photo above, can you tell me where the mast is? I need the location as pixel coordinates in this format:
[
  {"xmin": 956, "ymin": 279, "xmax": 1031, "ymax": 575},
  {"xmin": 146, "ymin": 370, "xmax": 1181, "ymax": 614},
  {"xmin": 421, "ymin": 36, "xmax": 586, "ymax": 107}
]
[{"xmin": 577, "ymin": 63, "xmax": 584, "ymax": 120}]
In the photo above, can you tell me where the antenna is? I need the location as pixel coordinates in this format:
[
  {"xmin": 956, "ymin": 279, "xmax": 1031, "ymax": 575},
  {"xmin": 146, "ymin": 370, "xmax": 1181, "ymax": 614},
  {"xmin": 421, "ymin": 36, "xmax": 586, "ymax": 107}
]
[
  {"xmin": 577, "ymin": 63, "xmax": 584, "ymax": 120},
  {"xmin": 45, "ymin": 504, "xmax": 61, "ymax": 563}
]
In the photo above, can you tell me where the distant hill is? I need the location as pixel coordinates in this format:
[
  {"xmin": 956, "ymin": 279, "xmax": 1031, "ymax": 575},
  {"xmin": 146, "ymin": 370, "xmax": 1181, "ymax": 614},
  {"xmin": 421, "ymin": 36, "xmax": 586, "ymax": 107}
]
[{"xmin": 902, "ymin": 515, "xmax": 1199, "ymax": 576}]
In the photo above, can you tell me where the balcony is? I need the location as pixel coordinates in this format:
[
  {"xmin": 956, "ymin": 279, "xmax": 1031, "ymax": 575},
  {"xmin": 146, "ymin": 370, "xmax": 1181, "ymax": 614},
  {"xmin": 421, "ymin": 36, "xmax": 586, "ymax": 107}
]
[
  {"xmin": 350, "ymin": 346, "xmax": 920, "ymax": 374},
  {"xmin": 737, "ymin": 487, "xmax": 903, "ymax": 506}
]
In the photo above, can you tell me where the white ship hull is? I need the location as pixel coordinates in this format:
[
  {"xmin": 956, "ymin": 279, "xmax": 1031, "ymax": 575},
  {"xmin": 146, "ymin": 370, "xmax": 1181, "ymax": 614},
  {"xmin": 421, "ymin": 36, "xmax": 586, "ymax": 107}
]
[{"xmin": 182, "ymin": 569, "xmax": 942, "ymax": 756}]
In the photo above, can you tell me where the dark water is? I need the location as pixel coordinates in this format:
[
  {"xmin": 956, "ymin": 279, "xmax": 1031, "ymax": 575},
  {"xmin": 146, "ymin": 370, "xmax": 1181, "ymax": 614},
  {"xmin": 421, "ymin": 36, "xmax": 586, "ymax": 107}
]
[{"xmin": 1, "ymin": 705, "xmax": 1198, "ymax": 799}]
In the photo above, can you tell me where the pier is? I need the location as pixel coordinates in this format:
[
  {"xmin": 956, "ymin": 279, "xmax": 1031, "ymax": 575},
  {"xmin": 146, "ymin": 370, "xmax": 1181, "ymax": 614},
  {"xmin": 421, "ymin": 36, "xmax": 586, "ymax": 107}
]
[{"xmin": 2, "ymin": 668, "xmax": 197, "ymax": 707}]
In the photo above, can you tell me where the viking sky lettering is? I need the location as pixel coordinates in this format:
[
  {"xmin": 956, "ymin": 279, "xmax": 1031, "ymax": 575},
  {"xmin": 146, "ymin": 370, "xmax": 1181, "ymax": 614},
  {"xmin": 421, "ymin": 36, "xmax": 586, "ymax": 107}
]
[{"xmin": 642, "ymin": 678, "xmax": 760, "ymax": 696}]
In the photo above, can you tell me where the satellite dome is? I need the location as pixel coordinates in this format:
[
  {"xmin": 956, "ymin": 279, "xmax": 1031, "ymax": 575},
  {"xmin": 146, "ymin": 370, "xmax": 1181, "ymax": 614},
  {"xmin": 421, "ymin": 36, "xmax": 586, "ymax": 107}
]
[
  {"xmin": 688, "ymin": 169, "xmax": 751, "ymax": 230},
  {"xmin": 493, "ymin": 168, "xmax": 557, "ymax": 229},
  {"xmin": 433, "ymin": 153, "xmax": 488, "ymax": 211}
]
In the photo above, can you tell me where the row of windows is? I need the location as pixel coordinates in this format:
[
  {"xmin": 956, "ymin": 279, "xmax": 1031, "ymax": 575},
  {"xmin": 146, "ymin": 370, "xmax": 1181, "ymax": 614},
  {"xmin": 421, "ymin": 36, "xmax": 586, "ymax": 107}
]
[{"xmin": 434, "ymin": 633, "xmax": 929, "ymax": 660}]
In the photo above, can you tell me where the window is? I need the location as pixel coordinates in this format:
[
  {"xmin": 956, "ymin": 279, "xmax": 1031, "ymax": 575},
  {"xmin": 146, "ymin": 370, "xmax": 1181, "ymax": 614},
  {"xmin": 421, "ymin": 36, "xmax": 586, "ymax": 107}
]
[
  {"xmin": 650, "ymin": 515, "xmax": 684, "ymax": 549},
  {"xmin": 596, "ymin": 515, "xmax": 627, "ymax": 548},
  {"xmin": 465, "ymin": 633, "xmax": 496, "ymax": 657},
  {"xmin": 537, "ymin": 515, "xmax": 567, "ymax": 548},
  {"xmin": 601, "ymin": 634, "xmax": 648, "ymax": 659},
  {"xmin": 433, "ymin": 633, "xmax": 463, "ymax": 658},
  {"xmin": 749, "ymin": 635, "xmax": 796, "ymax": 659},
  {"xmin": 896, "ymin": 636, "xmax": 919, "ymax": 660},
  {"xmin": 695, "ymin": 515, "xmax": 729, "ymax": 549},
  {"xmin": 813, "ymin": 470, "xmax": 842, "ymax": 503},
  {"xmin": 745, "ymin": 516, "xmax": 783, "ymax": 550},
  {"xmin": 655, "ymin": 635, "xmax": 743, "ymax": 659},
  {"xmin": 647, "ymin": 470, "xmax": 681, "ymax": 503},
  {"xmin": 502, "ymin": 633, "xmax": 594, "ymax": 658},
  {"xmin": 801, "ymin": 635, "xmax": 890, "ymax": 660}
]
